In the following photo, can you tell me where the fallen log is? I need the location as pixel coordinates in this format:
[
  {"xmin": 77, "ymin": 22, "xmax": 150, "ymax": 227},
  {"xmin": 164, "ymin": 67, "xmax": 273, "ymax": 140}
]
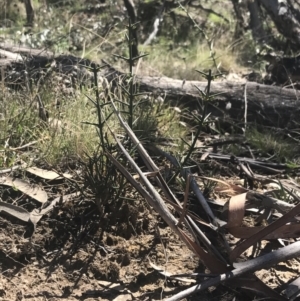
[
  {"xmin": 134, "ymin": 75, "xmax": 300, "ymax": 128},
  {"xmin": 1, "ymin": 43, "xmax": 300, "ymax": 128},
  {"xmin": 0, "ymin": 43, "xmax": 99, "ymax": 90}
]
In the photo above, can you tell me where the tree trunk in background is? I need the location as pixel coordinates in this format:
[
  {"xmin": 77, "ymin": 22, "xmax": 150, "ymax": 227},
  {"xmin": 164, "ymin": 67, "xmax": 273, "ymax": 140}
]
[
  {"xmin": 24, "ymin": 0, "xmax": 35, "ymax": 26},
  {"xmin": 248, "ymin": 0, "xmax": 268, "ymax": 44},
  {"xmin": 231, "ymin": 0, "xmax": 246, "ymax": 38},
  {"xmin": 259, "ymin": 0, "xmax": 300, "ymax": 46}
]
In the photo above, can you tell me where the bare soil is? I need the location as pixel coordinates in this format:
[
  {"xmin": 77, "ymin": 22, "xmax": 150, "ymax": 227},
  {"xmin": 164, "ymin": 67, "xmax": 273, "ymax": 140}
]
[
  {"xmin": 0, "ymin": 194, "xmax": 204, "ymax": 301},
  {"xmin": 1, "ymin": 189, "xmax": 299, "ymax": 301}
]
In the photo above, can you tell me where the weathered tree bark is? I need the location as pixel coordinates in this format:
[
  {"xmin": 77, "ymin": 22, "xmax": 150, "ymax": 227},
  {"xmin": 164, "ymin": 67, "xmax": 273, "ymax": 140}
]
[{"xmin": 133, "ymin": 75, "xmax": 300, "ymax": 128}]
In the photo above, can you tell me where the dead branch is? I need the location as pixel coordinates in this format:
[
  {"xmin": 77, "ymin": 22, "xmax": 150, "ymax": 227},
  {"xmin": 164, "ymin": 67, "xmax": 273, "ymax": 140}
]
[{"xmin": 167, "ymin": 240, "xmax": 300, "ymax": 301}]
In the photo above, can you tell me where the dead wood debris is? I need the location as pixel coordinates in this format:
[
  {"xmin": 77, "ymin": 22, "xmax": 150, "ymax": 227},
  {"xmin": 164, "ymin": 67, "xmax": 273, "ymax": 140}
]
[
  {"xmin": 104, "ymin": 102, "xmax": 300, "ymax": 300},
  {"xmin": 1, "ymin": 122, "xmax": 300, "ymax": 300}
]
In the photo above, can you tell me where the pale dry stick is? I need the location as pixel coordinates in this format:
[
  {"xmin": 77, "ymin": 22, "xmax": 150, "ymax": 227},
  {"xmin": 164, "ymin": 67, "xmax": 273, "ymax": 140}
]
[
  {"xmin": 282, "ymin": 65, "xmax": 299, "ymax": 102},
  {"xmin": 0, "ymin": 140, "xmax": 37, "ymax": 152},
  {"xmin": 109, "ymin": 100, "xmax": 187, "ymax": 207},
  {"xmin": 144, "ymin": 17, "xmax": 161, "ymax": 46},
  {"xmin": 1, "ymin": 66, "xmax": 4, "ymax": 89},
  {"xmin": 244, "ymin": 81, "xmax": 248, "ymax": 134},
  {"xmin": 109, "ymin": 101, "xmax": 196, "ymax": 209},
  {"xmin": 146, "ymin": 146, "xmax": 229, "ymax": 263},
  {"xmin": 104, "ymin": 108, "xmax": 196, "ymax": 253},
  {"xmin": 167, "ymin": 240, "xmax": 300, "ymax": 301},
  {"xmin": 177, "ymin": 174, "xmax": 191, "ymax": 227},
  {"xmin": 127, "ymin": 144, "xmax": 225, "ymax": 260},
  {"xmin": 107, "ymin": 104, "xmax": 201, "ymax": 253},
  {"xmin": 135, "ymin": 56, "xmax": 143, "ymax": 76},
  {"xmin": 109, "ymin": 101, "xmax": 227, "ymax": 264},
  {"xmin": 106, "ymin": 145, "xmax": 197, "ymax": 255},
  {"xmin": 0, "ymin": 163, "xmax": 28, "ymax": 174},
  {"xmin": 68, "ymin": 14, "xmax": 75, "ymax": 56},
  {"xmin": 148, "ymin": 145, "xmax": 216, "ymax": 223}
]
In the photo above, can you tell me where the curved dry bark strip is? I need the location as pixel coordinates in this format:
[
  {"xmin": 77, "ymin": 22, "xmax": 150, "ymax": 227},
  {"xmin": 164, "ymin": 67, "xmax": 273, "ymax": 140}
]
[{"xmin": 230, "ymin": 200, "xmax": 300, "ymax": 262}]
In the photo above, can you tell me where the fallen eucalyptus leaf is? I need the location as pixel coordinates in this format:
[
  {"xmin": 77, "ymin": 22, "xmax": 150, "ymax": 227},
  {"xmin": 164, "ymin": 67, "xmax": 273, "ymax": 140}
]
[
  {"xmin": 0, "ymin": 176, "xmax": 48, "ymax": 203},
  {"xmin": 0, "ymin": 201, "xmax": 30, "ymax": 223},
  {"xmin": 26, "ymin": 167, "xmax": 72, "ymax": 180}
]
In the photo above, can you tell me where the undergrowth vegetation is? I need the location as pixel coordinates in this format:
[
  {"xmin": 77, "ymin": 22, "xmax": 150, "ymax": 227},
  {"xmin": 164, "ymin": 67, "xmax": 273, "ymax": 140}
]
[
  {"xmin": 246, "ymin": 127, "xmax": 300, "ymax": 163},
  {"xmin": 0, "ymin": 81, "xmax": 185, "ymax": 167},
  {"xmin": 1, "ymin": 0, "xmax": 300, "ymax": 197}
]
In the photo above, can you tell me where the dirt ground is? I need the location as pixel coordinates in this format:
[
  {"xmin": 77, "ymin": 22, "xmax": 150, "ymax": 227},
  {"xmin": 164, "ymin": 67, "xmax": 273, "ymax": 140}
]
[
  {"xmin": 1, "ymin": 191, "xmax": 300, "ymax": 301},
  {"xmin": 0, "ymin": 193, "xmax": 202, "ymax": 301},
  {"xmin": 1, "ymin": 168, "xmax": 300, "ymax": 301}
]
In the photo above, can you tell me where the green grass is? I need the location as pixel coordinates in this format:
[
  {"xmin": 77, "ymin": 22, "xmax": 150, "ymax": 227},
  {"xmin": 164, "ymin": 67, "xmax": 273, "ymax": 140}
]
[
  {"xmin": 246, "ymin": 128, "xmax": 300, "ymax": 163},
  {"xmin": 0, "ymin": 88, "xmax": 92, "ymax": 166},
  {"xmin": 0, "ymin": 82, "xmax": 186, "ymax": 168},
  {"xmin": 138, "ymin": 41, "xmax": 243, "ymax": 80}
]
